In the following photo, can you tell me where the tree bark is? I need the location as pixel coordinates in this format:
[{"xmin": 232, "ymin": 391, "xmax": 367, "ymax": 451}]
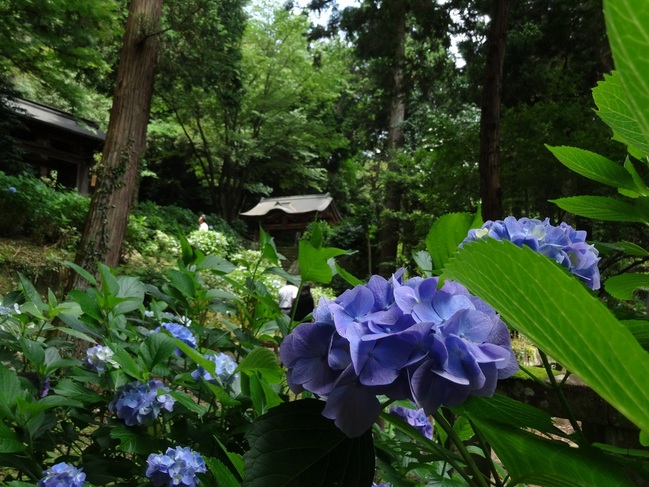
[
  {"xmin": 377, "ymin": 0, "xmax": 406, "ymax": 276},
  {"xmin": 68, "ymin": 0, "xmax": 163, "ymax": 291},
  {"xmin": 479, "ymin": 0, "xmax": 510, "ymax": 222}
]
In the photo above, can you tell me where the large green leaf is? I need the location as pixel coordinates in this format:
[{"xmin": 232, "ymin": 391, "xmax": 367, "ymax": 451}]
[
  {"xmin": 196, "ymin": 255, "xmax": 236, "ymax": 274},
  {"xmin": 455, "ymin": 395, "xmax": 563, "ymax": 438},
  {"xmin": 236, "ymin": 347, "xmax": 283, "ymax": 384},
  {"xmin": 110, "ymin": 346, "xmax": 143, "ymax": 381},
  {"xmin": 605, "ymin": 273, "xmax": 649, "ymax": 300},
  {"xmin": 444, "ymin": 240, "xmax": 649, "ymax": 435},
  {"xmin": 468, "ymin": 418, "xmax": 635, "ymax": 486},
  {"xmin": 53, "ymin": 379, "xmax": 104, "ymax": 404},
  {"xmin": 592, "ymin": 72, "xmax": 649, "ymax": 158},
  {"xmin": 0, "ymin": 367, "xmax": 21, "ymax": 419},
  {"xmin": 426, "ymin": 212, "xmax": 477, "ymax": 272},
  {"xmin": 204, "ymin": 456, "xmax": 242, "ymax": 487},
  {"xmin": 603, "ymin": 1, "xmax": 649, "ymax": 154},
  {"xmin": 139, "ymin": 333, "xmax": 176, "ymax": 374},
  {"xmin": 620, "ymin": 320, "xmax": 649, "ymax": 351},
  {"xmin": 297, "ymin": 240, "xmax": 347, "ymax": 284},
  {"xmin": 0, "ymin": 423, "xmax": 25, "ymax": 453},
  {"xmin": 550, "ymin": 195, "xmax": 645, "ymax": 222},
  {"xmin": 243, "ymin": 399, "xmax": 374, "ymax": 487},
  {"xmin": 546, "ymin": 145, "xmax": 637, "ymax": 190}
]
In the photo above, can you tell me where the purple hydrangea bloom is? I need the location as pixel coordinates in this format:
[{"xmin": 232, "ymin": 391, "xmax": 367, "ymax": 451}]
[
  {"xmin": 191, "ymin": 352, "xmax": 238, "ymax": 386},
  {"xmin": 109, "ymin": 379, "xmax": 175, "ymax": 426},
  {"xmin": 84, "ymin": 345, "xmax": 118, "ymax": 374},
  {"xmin": 155, "ymin": 322, "xmax": 198, "ymax": 356},
  {"xmin": 390, "ymin": 405, "xmax": 433, "ymax": 439},
  {"xmin": 146, "ymin": 446, "xmax": 206, "ymax": 487},
  {"xmin": 38, "ymin": 462, "xmax": 86, "ymax": 487},
  {"xmin": 462, "ymin": 216, "xmax": 600, "ymax": 290},
  {"xmin": 280, "ymin": 271, "xmax": 518, "ymax": 438}
]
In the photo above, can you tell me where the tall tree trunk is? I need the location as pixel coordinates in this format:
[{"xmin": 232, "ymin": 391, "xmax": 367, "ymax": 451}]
[
  {"xmin": 68, "ymin": 0, "xmax": 163, "ymax": 291},
  {"xmin": 479, "ymin": 0, "xmax": 510, "ymax": 221},
  {"xmin": 377, "ymin": 0, "xmax": 406, "ymax": 276}
]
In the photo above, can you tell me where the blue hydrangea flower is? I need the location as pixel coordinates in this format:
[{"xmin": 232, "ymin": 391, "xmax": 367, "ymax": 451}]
[
  {"xmin": 84, "ymin": 345, "xmax": 119, "ymax": 374},
  {"xmin": 191, "ymin": 352, "xmax": 238, "ymax": 386},
  {"xmin": 8, "ymin": 186, "xmax": 16, "ymax": 193},
  {"xmin": 146, "ymin": 446, "xmax": 206, "ymax": 487},
  {"xmin": 390, "ymin": 405, "xmax": 433, "ymax": 439},
  {"xmin": 462, "ymin": 216, "xmax": 600, "ymax": 290},
  {"xmin": 280, "ymin": 271, "xmax": 518, "ymax": 438},
  {"xmin": 40, "ymin": 377, "xmax": 50, "ymax": 398},
  {"xmin": 38, "ymin": 462, "xmax": 86, "ymax": 487},
  {"xmin": 109, "ymin": 379, "xmax": 175, "ymax": 426},
  {"xmin": 155, "ymin": 322, "xmax": 198, "ymax": 356}
]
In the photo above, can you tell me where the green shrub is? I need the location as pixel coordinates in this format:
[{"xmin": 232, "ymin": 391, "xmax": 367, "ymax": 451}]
[{"xmin": 0, "ymin": 171, "xmax": 89, "ymax": 248}]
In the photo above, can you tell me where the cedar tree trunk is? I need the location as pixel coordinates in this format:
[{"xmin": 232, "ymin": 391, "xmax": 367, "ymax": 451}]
[
  {"xmin": 69, "ymin": 0, "xmax": 163, "ymax": 292},
  {"xmin": 479, "ymin": 0, "xmax": 510, "ymax": 221},
  {"xmin": 377, "ymin": 0, "xmax": 406, "ymax": 275}
]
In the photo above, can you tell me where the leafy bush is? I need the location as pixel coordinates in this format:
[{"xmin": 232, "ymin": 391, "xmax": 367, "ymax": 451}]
[
  {"xmin": 187, "ymin": 230, "xmax": 234, "ymax": 258},
  {"xmin": 0, "ymin": 171, "xmax": 89, "ymax": 248}
]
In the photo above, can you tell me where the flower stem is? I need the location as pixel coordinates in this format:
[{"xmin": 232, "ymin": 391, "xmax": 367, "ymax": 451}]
[
  {"xmin": 538, "ymin": 350, "xmax": 586, "ymax": 445},
  {"xmin": 433, "ymin": 411, "xmax": 489, "ymax": 487}
]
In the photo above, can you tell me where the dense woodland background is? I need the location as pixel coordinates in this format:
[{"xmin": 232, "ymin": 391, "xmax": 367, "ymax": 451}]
[{"xmin": 0, "ymin": 0, "xmax": 641, "ymax": 282}]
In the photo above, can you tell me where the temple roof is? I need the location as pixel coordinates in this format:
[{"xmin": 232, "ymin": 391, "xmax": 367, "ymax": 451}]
[
  {"xmin": 9, "ymin": 98, "xmax": 105, "ymax": 141},
  {"xmin": 240, "ymin": 193, "xmax": 341, "ymax": 222}
]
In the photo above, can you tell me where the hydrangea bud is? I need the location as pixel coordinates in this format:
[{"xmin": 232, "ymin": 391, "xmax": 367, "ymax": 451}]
[
  {"xmin": 146, "ymin": 446, "xmax": 206, "ymax": 487},
  {"xmin": 38, "ymin": 462, "xmax": 86, "ymax": 487}
]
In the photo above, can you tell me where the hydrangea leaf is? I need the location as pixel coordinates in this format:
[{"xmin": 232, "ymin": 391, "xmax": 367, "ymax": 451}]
[
  {"xmin": 426, "ymin": 212, "xmax": 477, "ymax": 272},
  {"xmin": 196, "ymin": 255, "xmax": 236, "ymax": 274},
  {"xmin": 298, "ymin": 240, "xmax": 347, "ymax": 284},
  {"xmin": 110, "ymin": 425, "xmax": 155, "ymax": 454},
  {"xmin": 550, "ymin": 195, "xmax": 646, "ymax": 222},
  {"xmin": 139, "ymin": 333, "xmax": 176, "ymax": 375},
  {"xmin": 166, "ymin": 269, "xmax": 197, "ymax": 298},
  {"xmin": 467, "ymin": 417, "xmax": 636, "ymax": 486},
  {"xmin": 444, "ymin": 239, "xmax": 649, "ymax": 435},
  {"xmin": 204, "ymin": 457, "xmax": 242, "ymax": 487},
  {"xmin": 259, "ymin": 226, "xmax": 282, "ymax": 267},
  {"xmin": 110, "ymin": 345, "xmax": 143, "ymax": 381},
  {"xmin": 592, "ymin": 72, "xmax": 649, "ymax": 158},
  {"xmin": 237, "ymin": 347, "xmax": 283, "ymax": 384},
  {"xmin": 0, "ymin": 366, "xmax": 21, "ymax": 419},
  {"xmin": 603, "ymin": 1, "xmax": 649, "ymax": 154},
  {"xmin": 546, "ymin": 145, "xmax": 637, "ymax": 190},
  {"xmin": 619, "ymin": 320, "xmax": 649, "ymax": 351},
  {"xmin": 612, "ymin": 241, "xmax": 649, "ymax": 257},
  {"xmin": 169, "ymin": 390, "xmax": 208, "ymax": 417},
  {"xmin": 0, "ymin": 422, "xmax": 25, "ymax": 453},
  {"xmin": 243, "ymin": 399, "xmax": 374, "ymax": 487},
  {"xmin": 52, "ymin": 379, "xmax": 104, "ymax": 405},
  {"xmin": 455, "ymin": 395, "xmax": 563, "ymax": 438},
  {"xmin": 605, "ymin": 273, "xmax": 649, "ymax": 300}
]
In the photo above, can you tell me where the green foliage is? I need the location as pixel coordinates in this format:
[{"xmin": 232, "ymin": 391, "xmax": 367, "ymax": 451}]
[
  {"xmin": 0, "ymin": 171, "xmax": 89, "ymax": 249},
  {"xmin": 242, "ymin": 399, "xmax": 375, "ymax": 487},
  {"xmin": 0, "ymin": 0, "xmax": 121, "ymax": 111}
]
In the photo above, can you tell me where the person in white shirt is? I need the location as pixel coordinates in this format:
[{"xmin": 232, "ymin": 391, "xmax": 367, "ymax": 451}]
[
  {"xmin": 198, "ymin": 215, "xmax": 209, "ymax": 231},
  {"xmin": 278, "ymin": 281, "xmax": 298, "ymax": 314}
]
